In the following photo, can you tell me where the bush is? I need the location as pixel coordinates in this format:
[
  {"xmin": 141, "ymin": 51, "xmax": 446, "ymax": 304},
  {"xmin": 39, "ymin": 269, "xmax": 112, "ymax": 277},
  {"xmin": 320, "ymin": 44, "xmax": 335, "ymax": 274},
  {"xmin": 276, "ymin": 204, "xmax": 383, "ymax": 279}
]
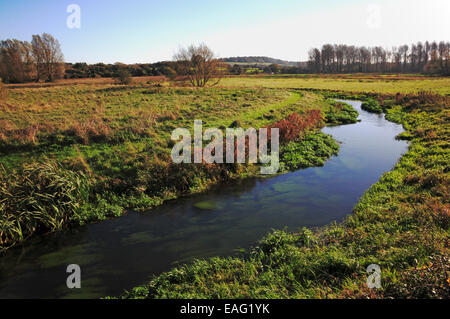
[
  {"xmin": 361, "ymin": 98, "xmax": 383, "ymax": 114},
  {"xmin": 280, "ymin": 132, "xmax": 339, "ymax": 170},
  {"xmin": 268, "ymin": 110, "xmax": 323, "ymax": 144},
  {"xmin": 115, "ymin": 69, "xmax": 133, "ymax": 85},
  {"xmin": 325, "ymin": 101, "xmax": 359, "ymax": 124}
]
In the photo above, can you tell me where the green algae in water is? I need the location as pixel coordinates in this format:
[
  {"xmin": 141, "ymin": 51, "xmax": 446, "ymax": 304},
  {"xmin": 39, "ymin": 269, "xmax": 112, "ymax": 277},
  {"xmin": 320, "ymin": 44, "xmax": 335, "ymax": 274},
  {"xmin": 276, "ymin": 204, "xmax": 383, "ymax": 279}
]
[
  {"xmin": 272, "ymin": 182, "xmax": 297, "ymax": 193},
  {"xmin": 121, "ymin": 231, "xmax": 156, "ymax": 245},
  {"xmin": 38, "ymin": 244, "xmax": 99, "ymax": 269},
  {"xmin": 193, "ymin": 201, "xmax": 218, "ymax": 210}
]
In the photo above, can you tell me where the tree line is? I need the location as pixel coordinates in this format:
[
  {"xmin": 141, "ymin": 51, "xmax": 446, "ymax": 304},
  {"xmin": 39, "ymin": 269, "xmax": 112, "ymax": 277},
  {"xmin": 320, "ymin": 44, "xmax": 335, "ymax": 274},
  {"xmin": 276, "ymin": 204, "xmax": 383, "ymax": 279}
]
[
  {"xmin": 0, "ymin": 33, "xmax": 64, "ymax": 83},
  {"xmin": 2, "ymin": 33, "xmax": 449, "ymax": 85},
  {"xmin": 64, "ymin": 61, "xmax": 180, "ymax": 79},
  {"xmin": 307, "ymin": 41, "xmax": 449, "ymax": 75}
]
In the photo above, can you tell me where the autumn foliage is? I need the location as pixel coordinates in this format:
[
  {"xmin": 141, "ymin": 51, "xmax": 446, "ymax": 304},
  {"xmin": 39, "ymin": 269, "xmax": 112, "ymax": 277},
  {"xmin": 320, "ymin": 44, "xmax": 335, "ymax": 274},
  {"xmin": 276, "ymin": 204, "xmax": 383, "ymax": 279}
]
[{"xmin": 268, "ymin": 109, "xmax": 323, "ymax": 143}]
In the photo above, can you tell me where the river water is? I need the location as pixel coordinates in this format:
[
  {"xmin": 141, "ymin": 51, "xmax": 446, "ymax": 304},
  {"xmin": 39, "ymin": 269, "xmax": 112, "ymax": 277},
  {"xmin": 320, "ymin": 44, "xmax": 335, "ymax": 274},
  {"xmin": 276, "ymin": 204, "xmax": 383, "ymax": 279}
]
[{"xmin": 0, "ymin": 100, "xmax": 408, "ymax": 298}]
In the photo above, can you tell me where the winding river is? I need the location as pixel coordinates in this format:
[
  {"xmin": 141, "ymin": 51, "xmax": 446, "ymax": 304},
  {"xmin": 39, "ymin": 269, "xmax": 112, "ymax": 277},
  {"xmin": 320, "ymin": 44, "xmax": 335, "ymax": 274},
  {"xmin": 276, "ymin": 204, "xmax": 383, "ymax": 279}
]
[{"xmin": 0, "ymin": 100, "xmax": 408, "ymax": 298}]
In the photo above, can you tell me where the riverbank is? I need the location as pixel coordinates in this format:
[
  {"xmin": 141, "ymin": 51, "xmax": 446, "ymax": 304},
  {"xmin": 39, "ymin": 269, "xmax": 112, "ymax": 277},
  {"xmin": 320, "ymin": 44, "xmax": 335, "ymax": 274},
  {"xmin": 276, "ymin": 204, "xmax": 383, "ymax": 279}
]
[
  {"xmin": 0, "ymin": 87, "xmax": 355, "ymax": 251},
  {"xmin": 119, "ymin": 91, "xmax": 449, "ymax": 299}
]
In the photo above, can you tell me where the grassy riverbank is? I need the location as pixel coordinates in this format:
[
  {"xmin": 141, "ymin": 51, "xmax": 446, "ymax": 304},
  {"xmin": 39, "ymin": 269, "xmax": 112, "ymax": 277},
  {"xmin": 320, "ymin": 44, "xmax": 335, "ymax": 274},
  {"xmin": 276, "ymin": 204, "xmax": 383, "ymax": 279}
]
[
  {"xmin": 0, "ymin": 86, "xmax": 354, "ymax": 250},
  {"xmin": 120, "ymin": 91, "xmax": 449, "ymax": 299}
]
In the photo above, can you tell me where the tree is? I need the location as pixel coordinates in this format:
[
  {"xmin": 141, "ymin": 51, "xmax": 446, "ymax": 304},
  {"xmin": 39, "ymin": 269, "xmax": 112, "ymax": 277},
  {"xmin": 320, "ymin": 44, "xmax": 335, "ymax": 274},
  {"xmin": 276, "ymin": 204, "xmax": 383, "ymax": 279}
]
[
  {"xmin": 335, "ymin": 45, "xmax": 345, "ymax": 73},
  {"xmin": 346, "ymin": 46, "xmax": 357, "ymax": 72},
  {"xmin": 0, "ymin": 39, "xmax": 35, "ymax": 83},
  {"xmin": 399, "ymin": 45, "xmax": 409, "ymax": 72},
  {"xmin": 230, "ymin": 64, "xmax": 242, "ymax": 75},
  {"xmin": 416, "ymin": 42, "xmax": 424, "ymax": 71},
  {"xmin": 321, "ymin": 44, "xmax": 334, "ymax": 73},
  {"xmin": 306, "ymin": 41, "xmax": 448, "ymax": 74},
  {"xmin": 114, "ymin": 68, "xmax": 132, "ymax": 85},
  {"xmin": 174, "ymin": 44, "xmax": 223, "ymax": 87},
  {"xmin": 424, "ymin": 49, "xmax": 441, "ymax": 74},
  {"xmin": 267, "ymin": 63, "xmax": 280, "ymax": 74},
  {"xmin": 31, "ymin": 33, "xmax": 64, "ymax": 82},
  {"xmin": 307, "ymin": 48, "xmax": 321, "ymax": 73}
]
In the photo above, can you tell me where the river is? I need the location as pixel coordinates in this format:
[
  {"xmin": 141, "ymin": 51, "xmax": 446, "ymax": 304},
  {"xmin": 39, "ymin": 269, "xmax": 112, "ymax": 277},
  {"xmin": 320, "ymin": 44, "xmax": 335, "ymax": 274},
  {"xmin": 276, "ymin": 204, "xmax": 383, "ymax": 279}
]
[{"xmin": 0, "ymin": 100, "xmax": 408, "ymax": 298}]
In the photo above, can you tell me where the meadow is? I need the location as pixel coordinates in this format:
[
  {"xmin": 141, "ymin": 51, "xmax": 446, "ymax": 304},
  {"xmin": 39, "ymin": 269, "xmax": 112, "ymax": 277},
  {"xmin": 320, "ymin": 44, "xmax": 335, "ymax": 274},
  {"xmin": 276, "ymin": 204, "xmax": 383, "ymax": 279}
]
[
  {"xmin": 0, "ymin": 82, "xmax": 354, "ymax": 249},
  {"xmin": 0, "ymin": 74, "xmax": 448, "ymax": 299},
  {"xmin": 6, "ymin": 73, "xmax": 450, "ymax": 95},
  {"xmin": 221, "ymin": 74, "xmax": 450, "ymax": 95}
]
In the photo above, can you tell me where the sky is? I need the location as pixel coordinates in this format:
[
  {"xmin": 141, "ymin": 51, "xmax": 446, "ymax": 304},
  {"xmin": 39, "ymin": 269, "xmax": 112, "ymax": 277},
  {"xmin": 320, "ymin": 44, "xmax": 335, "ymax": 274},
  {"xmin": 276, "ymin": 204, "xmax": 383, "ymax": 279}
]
[{"xmin": 0, "ymin": 0, "xmax": 449, "ymax": 64}]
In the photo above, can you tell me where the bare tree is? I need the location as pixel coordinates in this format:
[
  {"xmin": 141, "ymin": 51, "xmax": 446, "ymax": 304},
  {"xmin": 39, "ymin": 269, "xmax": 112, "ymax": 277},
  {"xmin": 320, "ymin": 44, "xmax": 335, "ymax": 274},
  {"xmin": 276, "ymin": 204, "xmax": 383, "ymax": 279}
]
[
  {"xmin": 335, "ymin": 45, "xmax": 345, "ymax": 73},
  {"xmin": 416, "ymin": 42, "xmax": 424, "ymax": 71},
  {"xmin": 306, "ymin": 41, "xmax": 448, "ymax": 74},
  {"xmin": 399, "ymin": 45, "xmax": 409, "ymax": 72},
  {"xmin": 346, "ymin": 46, "xmax": 357, "ymax": 72},
  {"xmin": 173, "ymin": 44, "xmax": 223, "ymax": 87},
  {"xmin": 0, "ymin": 39, "xmax": 35, "ymax": 83},
  {"xmin": 31, "ymin": 33, "xmax": 64, "ymax": 82},
  {"xmin": 307, "ymin": 48, "xmax": 321, "ymax": 73},
  {"xmin": 320, "ymin": 44, "xmax": 334, "ymax": 73},
  {"xmin": 424, "ymin": 41, "xmax": 431, "ymax": 66}
]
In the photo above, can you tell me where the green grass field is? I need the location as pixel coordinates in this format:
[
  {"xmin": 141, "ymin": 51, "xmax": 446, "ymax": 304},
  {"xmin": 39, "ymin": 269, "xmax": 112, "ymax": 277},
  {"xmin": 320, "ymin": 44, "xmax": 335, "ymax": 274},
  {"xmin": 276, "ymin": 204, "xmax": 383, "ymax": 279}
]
[
  {"xmin": 220, "ymin": 75, "xmax": 450, "ymax": 95},
  {"xmin": 1, "ymin": 83, "xmax": 354, "ymax": 249}
]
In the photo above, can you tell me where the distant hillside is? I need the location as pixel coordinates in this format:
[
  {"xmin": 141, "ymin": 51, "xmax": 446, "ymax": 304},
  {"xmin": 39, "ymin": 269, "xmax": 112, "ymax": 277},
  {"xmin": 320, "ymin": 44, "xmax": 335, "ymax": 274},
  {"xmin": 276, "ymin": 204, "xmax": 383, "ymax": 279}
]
[{"xmin": 221, "ymin": 56, "xmax": 302, "ymax": 67}]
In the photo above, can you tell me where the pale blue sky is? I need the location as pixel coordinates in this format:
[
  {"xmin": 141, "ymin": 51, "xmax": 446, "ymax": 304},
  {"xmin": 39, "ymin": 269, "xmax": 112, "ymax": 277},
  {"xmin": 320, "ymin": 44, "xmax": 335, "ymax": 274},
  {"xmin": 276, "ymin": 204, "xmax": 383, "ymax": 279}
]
[{"xmin": 0, "ymin": 0, "xmax": 448, "ymax": 63}]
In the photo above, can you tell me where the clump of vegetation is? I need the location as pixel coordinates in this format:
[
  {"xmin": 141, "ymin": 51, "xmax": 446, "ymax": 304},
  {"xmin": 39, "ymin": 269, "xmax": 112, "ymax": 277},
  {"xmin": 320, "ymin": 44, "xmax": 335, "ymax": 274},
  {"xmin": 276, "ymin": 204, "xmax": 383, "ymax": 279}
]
[
  {"xmin": 228, "ymin": 120, "xmax": 241, "ymax": 128},
  {"xmin": 268, "ymin": 110, "xmax": 323, "ymax": 143},
  {"xmin": 115, "ymin": 68, "xmax": 133, "ymax": 85},
  {"xmin": 280, "ymin": 132, "xmax": 339, "ymax": 171},
  {"xmin": 394, "ymin": 90, "xmax": 449, "ymax": 111},
  {"xmin": 325, "ymin": 100, "xmax": 359, "ymax": 124},
  {"xmin": 361, "ymin": 98, "xmax": 383, "ymax": 113},
  {"xmin": 0, "ymin": 160, "xmax": 90, "ymax": 247}
]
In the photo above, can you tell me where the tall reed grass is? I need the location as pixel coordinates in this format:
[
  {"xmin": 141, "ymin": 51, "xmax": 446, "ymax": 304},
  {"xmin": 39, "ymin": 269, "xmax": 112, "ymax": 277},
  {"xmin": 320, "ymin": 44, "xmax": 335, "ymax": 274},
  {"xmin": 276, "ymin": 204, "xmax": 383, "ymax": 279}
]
[{"xmin": 0, "ymin": 160, "xmax": 90, "ymax": 249}]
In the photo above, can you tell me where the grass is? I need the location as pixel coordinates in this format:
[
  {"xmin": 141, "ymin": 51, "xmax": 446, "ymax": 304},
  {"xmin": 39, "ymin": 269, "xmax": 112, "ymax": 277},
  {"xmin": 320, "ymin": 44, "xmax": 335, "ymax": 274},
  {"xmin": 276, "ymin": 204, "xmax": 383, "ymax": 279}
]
[
  {"xmin": 0, "ymin": 86, "xmax": 294, "ymax": 167},
  {"xmin": 118, "ymin": 90, "xmax": 449, "ymax": 299},
  {"xmin": 0, "ymin": 79, "xmax": 7, "ymax": 102},
  {"xmin": 0, "ymin": 84, "xmax": 349, "ymax": 250},
  {"xmin": 220, "ymin": 75, "xmax": 450, "ymax": 95},
  {"xmin": 0, "ymin": 161, "xmax": 91, "ymax": 245},
  {"xmin": 6, "ymin": 73, "xmax": 449, "ymax": 95}
]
